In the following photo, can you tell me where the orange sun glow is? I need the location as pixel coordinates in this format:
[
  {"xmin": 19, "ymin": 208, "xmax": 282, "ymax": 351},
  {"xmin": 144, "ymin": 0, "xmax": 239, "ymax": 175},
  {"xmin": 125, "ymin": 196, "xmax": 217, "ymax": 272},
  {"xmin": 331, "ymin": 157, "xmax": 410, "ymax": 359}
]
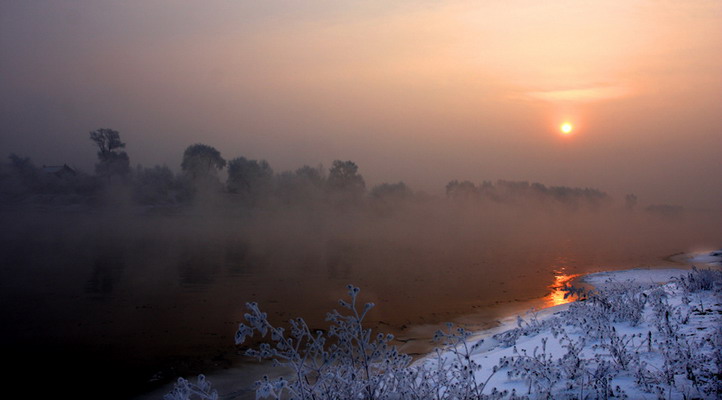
[
  {"xmin": 560, "ymin": 122, "xmax": 573, "ymax": 135},
  {"xmin": 546, "ymin": 271, "xmax": 581, "ymax": 307}
]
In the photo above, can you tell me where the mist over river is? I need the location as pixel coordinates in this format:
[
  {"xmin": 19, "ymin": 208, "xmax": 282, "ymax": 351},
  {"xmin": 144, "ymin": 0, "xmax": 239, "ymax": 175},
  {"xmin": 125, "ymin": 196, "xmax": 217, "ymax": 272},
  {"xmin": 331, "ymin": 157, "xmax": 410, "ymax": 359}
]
[{"xmin": 0, "ymin": 203, "xmax": 719, "ymax": 399}]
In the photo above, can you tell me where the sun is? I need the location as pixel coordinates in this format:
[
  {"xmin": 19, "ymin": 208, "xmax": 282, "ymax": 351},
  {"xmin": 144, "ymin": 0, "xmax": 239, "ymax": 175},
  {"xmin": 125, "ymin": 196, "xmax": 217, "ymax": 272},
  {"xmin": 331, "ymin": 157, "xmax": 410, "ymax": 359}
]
[{"xmin": 560, "ymin": 122, "xmax": 573, "ymax": 135}]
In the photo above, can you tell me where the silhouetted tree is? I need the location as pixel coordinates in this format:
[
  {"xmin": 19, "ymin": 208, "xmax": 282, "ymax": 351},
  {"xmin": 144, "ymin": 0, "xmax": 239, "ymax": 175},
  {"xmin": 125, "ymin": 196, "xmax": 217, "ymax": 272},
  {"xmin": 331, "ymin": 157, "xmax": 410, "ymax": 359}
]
[
  {"xmin": 328, "ymin": 160, "xmax": 365, "ymax": 192},
  {"xmin": 370, "ymin": 182, "xmax": 413, "ymax": 215},
  {"xmin": 227, "ymin": 156, "xmax": 274, "ymax": 203},
  {"xmin": 445, "ymin": 180, "xmax": 477, "ymax": 199},
  {"xmin": 181, "ymin": 144, "xmax": 226, "ymax": 180},
  {"xmin": 295, "ymin": 165, "xmax": 325, "ymax": 186},
  {"xmin": 8, "ymin": 154, "xmax": 40, "ymax": 185},
  {"xmin": 89, "ymin": 128, "xmax": 130, "ymax": 183},
  {"xmin": 90, "ymin": 128, "xmax": 125, "ymax": 154},
  {"xmin": 275, "ymin": 165, "xmax": 326, "ymax": 205},
  {"xmin": 133, "ymin": 164, "xmax": 190, "ymax": 204},
  {"xmin": 1, "ymin": 154, "xmax": 41, "ymax": 198},
  {"xmin": 625, "ymin": 194, "xmax": 638, "ymax": 211},
  {"xmin": 371, "ymin": 182, "xmax": 412, "ymax": 200}
]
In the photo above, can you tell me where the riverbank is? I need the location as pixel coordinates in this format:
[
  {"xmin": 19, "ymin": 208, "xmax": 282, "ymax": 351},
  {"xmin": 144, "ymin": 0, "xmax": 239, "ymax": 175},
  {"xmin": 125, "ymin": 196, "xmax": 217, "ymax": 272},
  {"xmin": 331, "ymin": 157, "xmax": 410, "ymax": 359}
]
[
  {"xmin": 151, "ymin": 249, "xmax": 720, "ymax": 399},
  {"xmin": 413, "ymin": 249, "xmax": 721, "ymax": 399}
]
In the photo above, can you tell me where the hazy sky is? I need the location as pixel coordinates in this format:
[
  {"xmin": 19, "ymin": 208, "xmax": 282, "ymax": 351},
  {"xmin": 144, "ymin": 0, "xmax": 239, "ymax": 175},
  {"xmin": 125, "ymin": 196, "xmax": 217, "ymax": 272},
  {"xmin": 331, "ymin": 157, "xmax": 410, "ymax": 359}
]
[{"xmin": 1, "ymin": 1, "xmax": 720, "ymax": 208}]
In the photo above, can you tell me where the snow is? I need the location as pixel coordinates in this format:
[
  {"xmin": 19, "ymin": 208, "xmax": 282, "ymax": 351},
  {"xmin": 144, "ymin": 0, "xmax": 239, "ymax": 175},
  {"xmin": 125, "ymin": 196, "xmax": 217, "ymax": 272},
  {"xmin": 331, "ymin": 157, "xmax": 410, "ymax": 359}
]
[
  {"xmin": 689, "ymin": 249, "xmax": 722, "ymax": 266},
  {"xmin": 416, "ymin": 250, "xmax": 722, "ymax": 399},
  {"xmin": 582, "ymin": 268, "xmax": 690, "ymax": 290},
  {"xmin": 582, "ymin": 249, "xmax": 721, "ymax": 290}
]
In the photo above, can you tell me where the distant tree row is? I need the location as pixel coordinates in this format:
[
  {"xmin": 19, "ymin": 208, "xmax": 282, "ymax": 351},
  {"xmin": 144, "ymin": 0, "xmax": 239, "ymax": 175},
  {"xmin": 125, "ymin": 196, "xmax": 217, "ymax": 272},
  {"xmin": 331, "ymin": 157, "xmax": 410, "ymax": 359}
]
[
  {"xmin": 0, "ymin": 127, "xmax": 679, "ymax": 214},
  {"xmin": 174, "ymin": 142, "xmax": 368, "ymax": 204},
  {"xmin": 445, "ymin": 179, "xmax": 612, "ymax": 211},
  {"xmin": 0, "ymin": 129, "xmax": 376, "ymax": 207}
]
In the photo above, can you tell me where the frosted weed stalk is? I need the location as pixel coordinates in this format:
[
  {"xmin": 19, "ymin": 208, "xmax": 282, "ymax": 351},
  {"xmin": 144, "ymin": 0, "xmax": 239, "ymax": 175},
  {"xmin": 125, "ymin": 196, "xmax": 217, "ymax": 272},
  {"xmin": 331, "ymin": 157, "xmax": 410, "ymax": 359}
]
[
  {"xmin": 430, "ymin": 323, "xmax": 503, "ymax": 399},
  {"xmin": 164, "ymin": 375, "xmax": 218, "ymax": 400},
  {"xmin": 233, "ymin": 284, "xmax": 413, "ymax": 399}
]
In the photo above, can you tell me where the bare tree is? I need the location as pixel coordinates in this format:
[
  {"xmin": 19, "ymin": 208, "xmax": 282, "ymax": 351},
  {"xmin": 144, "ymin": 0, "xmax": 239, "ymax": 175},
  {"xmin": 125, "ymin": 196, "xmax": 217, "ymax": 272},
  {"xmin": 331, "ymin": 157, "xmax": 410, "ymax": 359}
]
[{"xmin": 89, "ymin": 128, "xmax": 129, "ymax": 183}]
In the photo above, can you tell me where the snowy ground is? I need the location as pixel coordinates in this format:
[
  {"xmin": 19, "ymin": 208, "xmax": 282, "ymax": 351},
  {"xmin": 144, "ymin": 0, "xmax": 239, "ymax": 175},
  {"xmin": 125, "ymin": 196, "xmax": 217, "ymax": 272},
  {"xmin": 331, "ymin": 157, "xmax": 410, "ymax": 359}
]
[
  {"xmin": 163, "ymin": 250, "xmax": 722, "ymax": 399},
  {"xmin": 416, "ymin": 249, "xmax": 722, "ymax": 399}
]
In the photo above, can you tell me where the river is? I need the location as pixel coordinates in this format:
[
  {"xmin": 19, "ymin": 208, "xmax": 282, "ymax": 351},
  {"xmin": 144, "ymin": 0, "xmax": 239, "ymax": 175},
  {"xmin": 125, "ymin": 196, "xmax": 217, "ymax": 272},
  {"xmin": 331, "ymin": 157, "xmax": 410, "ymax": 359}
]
[{"xmin": 0, "ymin": 204, "xmax": 718, "ymax": 399}]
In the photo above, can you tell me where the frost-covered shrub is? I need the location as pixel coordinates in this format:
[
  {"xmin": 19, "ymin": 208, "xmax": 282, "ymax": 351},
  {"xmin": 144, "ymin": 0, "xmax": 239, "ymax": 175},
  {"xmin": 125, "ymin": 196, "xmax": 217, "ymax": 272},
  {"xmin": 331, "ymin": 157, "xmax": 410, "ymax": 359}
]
[
  {"xmin": 589, "ymin": 280, "xmax": 648, "ymax": 325},
  {"xmin": 492, "ymin": 309, "xmax": 564, "ymax": 348},
  {"xmin": 430, "ymin": 324, "xmax": 502, "ymax": 399},
  {"xmin": 557, "ymin": 333, "xmax": 586, "ymax": 388},
  {"xmin": 585, "ymin": 357, "xmax": 624, "ymax": 399},
  {"xmin": 674, "ymin": 267, "xmax": 722, "ymax": 293},
  {"xmin": 235, "ymin": 285, "xmax": 413, "ymax": 399},
  {"xmin": 163, "ymin": 375, "xmax": 218, "ymax": 400},
  {"xmin": 507, "ymin": 337, "xmax": 560, "ymax": 398},
  {"xmin": 559, "ymin": 279, "xmax": 648, "ymax": 345}
]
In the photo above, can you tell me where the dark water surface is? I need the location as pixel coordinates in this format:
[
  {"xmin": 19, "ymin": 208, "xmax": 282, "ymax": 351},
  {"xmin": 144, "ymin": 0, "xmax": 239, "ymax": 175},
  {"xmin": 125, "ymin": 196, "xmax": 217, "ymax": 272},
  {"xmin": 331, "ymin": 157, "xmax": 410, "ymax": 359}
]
[{"xmin": 0, "ymin": 205, "xmax": 719, "ymax": 399}]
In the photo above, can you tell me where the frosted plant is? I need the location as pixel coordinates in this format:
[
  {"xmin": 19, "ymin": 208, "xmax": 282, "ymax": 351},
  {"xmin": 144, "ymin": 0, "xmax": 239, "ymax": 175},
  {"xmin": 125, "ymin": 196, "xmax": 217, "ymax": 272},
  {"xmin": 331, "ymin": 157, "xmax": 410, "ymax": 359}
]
[
  {"xmin": 673, "ymin": 267, "xmax": 722, "ymax": 293},
  {"xmin": 163, "ymin": 375, "xmax": 218, "ymax": 400},
  {"xmin": 556, "ymin": 332, "xmax": 587, "ymax": 393},
  {"xmin": 596, "ymin": 328, "xmax": 641, "ymax": 371},
  {"xmin": 431, "ymin": 323, "xmax": 490, "ymax": 399},
  {"xmin": 585, "ymin": 357, "xmax": 624, "ymax": 399},
  {"xmin": 235, "ymin": 284, "xmax": 413, "ymax": 399},
  {"xmin": 493, "ymin": 310, "xmax": 564, "ymax": 348},
  {"xmin": 507, "ymin": 337, "xmax": 560, "ymax": 398}
]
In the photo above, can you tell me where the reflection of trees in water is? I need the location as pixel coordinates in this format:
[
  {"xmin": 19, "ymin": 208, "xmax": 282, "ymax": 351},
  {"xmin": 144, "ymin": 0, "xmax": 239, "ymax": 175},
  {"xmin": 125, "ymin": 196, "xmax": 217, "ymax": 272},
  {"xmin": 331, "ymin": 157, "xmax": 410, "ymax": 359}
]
[
  {"xmin": 177, "ymin": 243, "xmax": 223, "ymax": 286},
  {"xmin": 225, "ymin": 241, "xmax": 251, "ymax": 276},
  {"xmin": 224, "ymin": 239, "xmax": 271, "ymax": 277},
  {"xmin": 85, "ymin": 249, "xmax": 126, "ymax": 296},
  {"xmin": 325, "ymin": 240, "xmax": 355, "ymax": 279}
]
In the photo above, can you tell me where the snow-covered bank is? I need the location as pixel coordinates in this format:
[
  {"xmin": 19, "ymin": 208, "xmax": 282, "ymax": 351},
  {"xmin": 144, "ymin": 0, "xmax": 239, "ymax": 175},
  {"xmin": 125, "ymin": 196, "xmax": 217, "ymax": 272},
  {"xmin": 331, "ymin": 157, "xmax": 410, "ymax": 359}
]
[
  {"xmin": 417, "ymin": 250, "xmax": 722, "ymax": 399},
  {"xmin": 164, "ymin": 251, "xmax": 722, "ymax": 399},
  {"xmin": 689, "ymin": 250, "xmax": 722, "ymax": 266}
]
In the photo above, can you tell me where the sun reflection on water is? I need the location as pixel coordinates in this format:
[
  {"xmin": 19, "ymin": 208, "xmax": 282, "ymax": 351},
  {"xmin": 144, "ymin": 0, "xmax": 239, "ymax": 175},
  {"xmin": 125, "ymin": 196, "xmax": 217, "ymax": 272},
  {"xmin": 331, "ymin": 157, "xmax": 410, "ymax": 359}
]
[{"xmin": 545, "ymin": 268, "xmax": 581, "ymax": 307}]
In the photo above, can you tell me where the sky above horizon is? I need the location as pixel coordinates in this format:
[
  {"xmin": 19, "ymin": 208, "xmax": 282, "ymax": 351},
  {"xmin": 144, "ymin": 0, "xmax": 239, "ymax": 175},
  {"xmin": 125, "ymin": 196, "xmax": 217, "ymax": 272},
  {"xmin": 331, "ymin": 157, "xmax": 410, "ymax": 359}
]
[{"xmin": 1, "ymin": 1, "xmax": 720, "ymax": 209}]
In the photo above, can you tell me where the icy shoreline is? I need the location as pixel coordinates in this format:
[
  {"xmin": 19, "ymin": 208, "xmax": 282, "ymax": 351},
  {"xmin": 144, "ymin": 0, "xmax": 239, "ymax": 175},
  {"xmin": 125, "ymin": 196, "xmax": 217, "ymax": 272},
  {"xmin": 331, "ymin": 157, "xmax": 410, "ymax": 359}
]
[
  {"xmin": 414, "ymin": 251, "xmax": 721, "ymax": 366},
  {"xmin": 413, "ymin": 250, "xmax": 722, "ymax": 399}
]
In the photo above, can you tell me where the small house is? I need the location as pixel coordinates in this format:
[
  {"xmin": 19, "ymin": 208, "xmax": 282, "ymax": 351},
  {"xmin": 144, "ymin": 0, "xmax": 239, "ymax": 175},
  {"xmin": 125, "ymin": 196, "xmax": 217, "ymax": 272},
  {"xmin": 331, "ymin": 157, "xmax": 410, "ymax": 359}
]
[{"xmin": 42, "ymin": 164, "xmax": 76, "ymax": 178}]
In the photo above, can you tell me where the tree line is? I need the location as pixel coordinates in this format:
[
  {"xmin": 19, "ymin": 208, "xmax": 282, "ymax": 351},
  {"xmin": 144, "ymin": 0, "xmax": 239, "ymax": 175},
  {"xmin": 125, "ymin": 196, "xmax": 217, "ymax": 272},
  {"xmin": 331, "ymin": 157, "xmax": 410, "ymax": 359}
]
[{"xmin": 0, "ymin": 127, "xmax": 654, "ymax": 212}]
